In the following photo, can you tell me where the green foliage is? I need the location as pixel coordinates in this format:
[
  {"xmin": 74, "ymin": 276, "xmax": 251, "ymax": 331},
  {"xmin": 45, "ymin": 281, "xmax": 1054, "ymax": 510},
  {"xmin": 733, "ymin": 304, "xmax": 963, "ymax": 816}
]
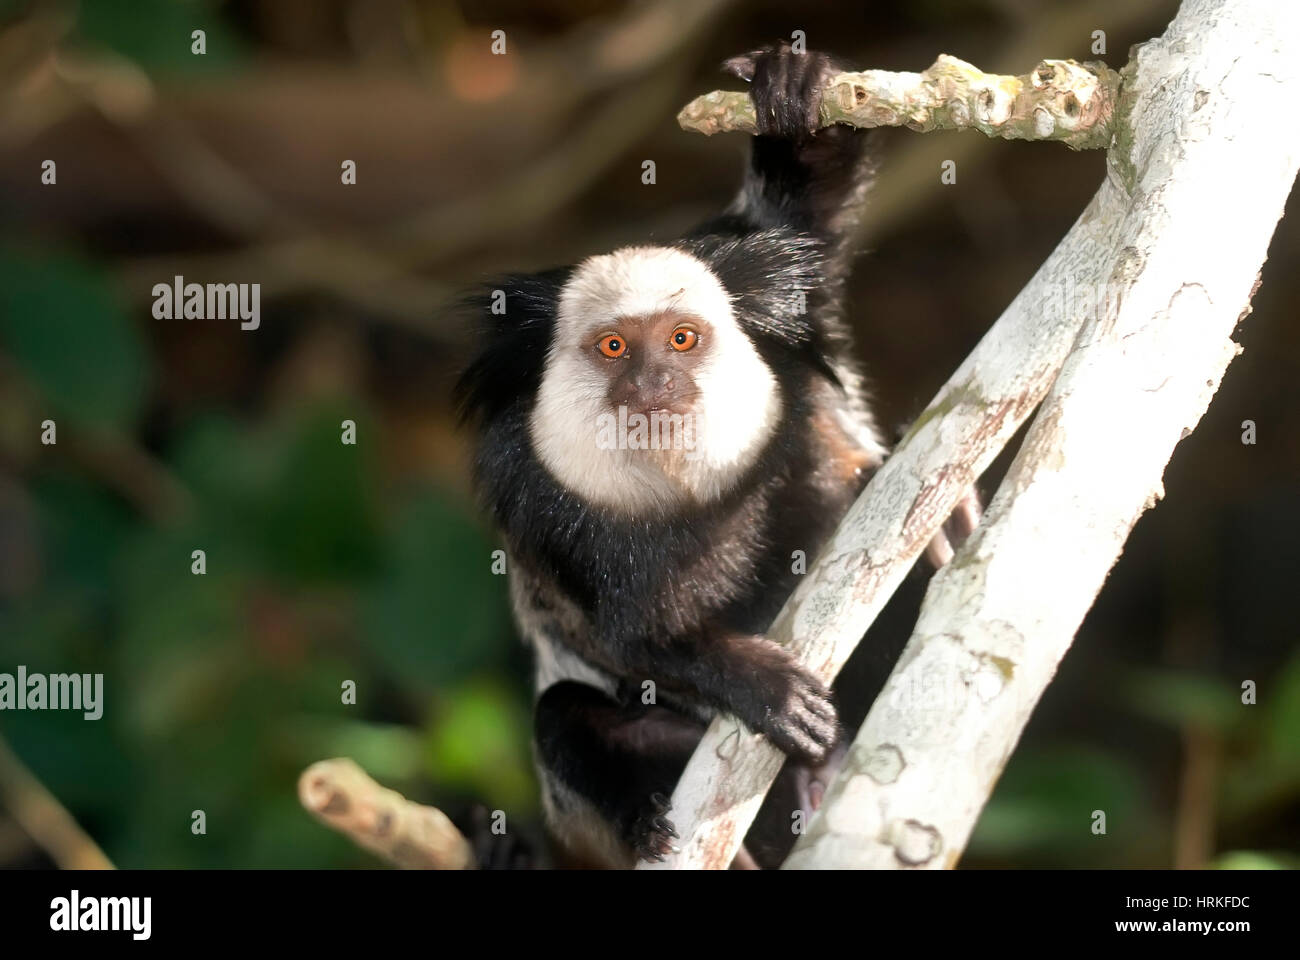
[
  {"xmin": 363, "ymin": 493, "xmax": 514, "ymax": 697},
  {"xmin": 973, "ymin": 652, "xmax": 1300, "ymax": 867},
  {"xmin": 426, "ymin": 679, "xmax": 534, "ymax": 810},
  {"xmin": 1217, "ymin": 651, "xmax": 1300, "ymax": 823},
  {"xmin": 72, "ymin": 0, "xmax": 247, "ymax": 75},
  {"xmin": 1266, "ymin": 654, "xmax": 1300, "ymax": 767},
  {"xmin": 0, "ymin": 249, "xmax": 148, "ymax": 428},
  {"xmin": 1210, "ymin": 851, "xmax": 1298, "ymax": 870},
  {"xmin": 969, "ymin": 746, "xmax": 1152, "ymax": 865},
  {"xmin": 1121, "ymin": 669, "xmax": 1244, "ymax": 735},
  {"xmin": 3, "ymin": 293, "xmax": 530, "ymax": 864}
]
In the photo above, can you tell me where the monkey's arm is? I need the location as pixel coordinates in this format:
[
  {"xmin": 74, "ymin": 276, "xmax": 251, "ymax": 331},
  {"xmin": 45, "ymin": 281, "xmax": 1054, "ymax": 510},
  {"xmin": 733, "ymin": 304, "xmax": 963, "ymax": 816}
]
[
  {"xmin": 606, "ymin": 625, "xmax": 839, "ymax": 764},
  {"xmin": 701, "ymin": 43, "xmax": 874, "ymax": 248}
]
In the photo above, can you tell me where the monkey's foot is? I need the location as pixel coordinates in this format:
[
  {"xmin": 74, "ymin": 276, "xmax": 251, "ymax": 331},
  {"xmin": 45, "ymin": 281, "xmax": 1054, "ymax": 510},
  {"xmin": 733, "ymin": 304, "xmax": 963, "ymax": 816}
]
[
  {"xmin": 629, "ymin": 792, "xmax": 679, "ymax": 863},
  {"xmin": 468, "ymin": 803, "xmax": 536, "ymax": 869}
]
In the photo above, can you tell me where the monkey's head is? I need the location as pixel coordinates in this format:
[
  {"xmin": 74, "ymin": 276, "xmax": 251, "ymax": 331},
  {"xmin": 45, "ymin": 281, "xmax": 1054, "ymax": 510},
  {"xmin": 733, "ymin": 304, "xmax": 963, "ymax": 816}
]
[{"xmin": 531, "ymin": 245, "xmax": 782, "ymax": 515}]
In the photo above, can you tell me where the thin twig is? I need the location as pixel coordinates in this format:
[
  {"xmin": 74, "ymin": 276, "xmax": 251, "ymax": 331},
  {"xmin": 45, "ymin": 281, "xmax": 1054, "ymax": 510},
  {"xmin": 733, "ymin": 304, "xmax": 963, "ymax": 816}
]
[
  {"xmin": 0, "ymin": 735, "xmax": 114, "ymax": 869},
  {"xmin": 298, "ymin": 758, "xmax": 475, "ymax": 870}
]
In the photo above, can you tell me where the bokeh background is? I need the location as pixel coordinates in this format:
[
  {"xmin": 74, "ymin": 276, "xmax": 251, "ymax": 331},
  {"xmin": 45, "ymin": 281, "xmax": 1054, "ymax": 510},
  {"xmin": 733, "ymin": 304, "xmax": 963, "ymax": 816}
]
[{"xmin": 0, "ymin": 0, "xmax": 1295, "ymax": 869}]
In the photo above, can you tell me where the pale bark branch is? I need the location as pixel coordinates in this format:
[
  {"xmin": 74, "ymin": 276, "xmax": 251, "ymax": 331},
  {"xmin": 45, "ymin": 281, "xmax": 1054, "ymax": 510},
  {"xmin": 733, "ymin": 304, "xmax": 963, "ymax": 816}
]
[
  {"xmin": 298, "ymin": 758, "xmax": 475, "ymax": 870},
  {"xmin": 678, "ymin": 55, "xmax": 1120, "ymax": 150},
  {"xmin": 855, "ymin": 0, "xmax": 1168, "ymax": 245},
  {"xmin": 0, "ymin": 735, "xmax": 114, "ymax": 869},
  {"xmin": 641, "ymin": 151, "xmax": 1124, "ymax": 872},
  {"xmin": 785, "ymin": 0, "xmax": 1299, "ymax": 869},
  {"xmin": 648, "ymin": 0, "xmax": 1298, "ymax": 871}
]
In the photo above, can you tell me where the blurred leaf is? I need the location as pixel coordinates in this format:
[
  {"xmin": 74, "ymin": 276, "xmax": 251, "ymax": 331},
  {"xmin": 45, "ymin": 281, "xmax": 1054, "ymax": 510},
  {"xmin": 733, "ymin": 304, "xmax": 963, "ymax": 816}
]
[
  {"xmin": 1121, "ymin": 669, "xmax": 1244, "ymax": 735},
  {"xmin": 113, "ymin": 511, "xmax": 252, "ymax": 738},
  {"xmin": 1218, "ymin": 651, "xmax": 1300, "ymax": 821},
  {"xmin": 170, "ymin": 413, "xmax": 278, "ymax": 517},
  {"xmin": 969, "ymin": 746, "xmax": 1149, "ymax": 863},
  {"xmin": 284, "ymin": 719, "xmax": 424, "ymax": 782},
  {"xmin": 0, "ymin": 249, "xmax": 148, "ymax": 428},
  {"xmin": 32, "ymin": 475, "xmax": 133, "ymax": 594},
  {"xmin": 172, "ymin": 407, "xmax": 383, "ymax": 583},
  {"xmin": 362, "ymin": 490, "xmax": 513, "ymax": 692},
  {"xmin": 4, "ymin": 711, "xmax": 132, "ymax": 822},
  {"xmin": 427, "ymin": 679, "xmax": 534, "ymax": 811},
  {"xmin": 2, "ymin": 477, "xmax": 131, "ymax": 665},
  {"xmin": 243, "ymin": 794, "xmax": 369, "ymax": 869},
  {"xmin": 1209, "ymin": 850, "xmax": 1297, "ymax": 870},
  {"xmin": 259, "ymin": 407, "xmax": 382, "ymax": 583},
  {"xmin": 73, "ymin": 0, "xmax": 247, "ymax": 74},
  {"xmin": 1265, "ymin": 651, "xmax": 1300, "ymax": 766}
]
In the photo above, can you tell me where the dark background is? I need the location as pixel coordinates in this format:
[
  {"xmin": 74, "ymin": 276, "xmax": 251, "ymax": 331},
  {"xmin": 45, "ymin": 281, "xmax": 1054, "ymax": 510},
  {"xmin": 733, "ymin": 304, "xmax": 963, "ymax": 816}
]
[{"xmin": 0, "ymin": 0, "xmax": 1295, "ymax": 869}]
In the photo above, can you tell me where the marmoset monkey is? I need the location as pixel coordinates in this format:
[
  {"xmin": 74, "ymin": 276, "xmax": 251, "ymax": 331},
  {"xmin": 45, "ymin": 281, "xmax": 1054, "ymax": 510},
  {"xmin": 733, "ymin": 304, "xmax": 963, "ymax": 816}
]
[{"xmin": 458, "ymin": 43, "xmax": 964, "ymax": 868}]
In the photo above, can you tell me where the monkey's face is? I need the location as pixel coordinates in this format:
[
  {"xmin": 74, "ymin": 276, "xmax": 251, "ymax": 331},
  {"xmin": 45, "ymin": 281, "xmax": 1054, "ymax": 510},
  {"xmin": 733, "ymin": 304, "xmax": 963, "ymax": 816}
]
[
  {"xmin": 591, "ymin": 311, "xmax": 705, "ymax": 419},
  {"xmin": 531, "ymin": 246, "xmax": 782, "ymax": 515}
]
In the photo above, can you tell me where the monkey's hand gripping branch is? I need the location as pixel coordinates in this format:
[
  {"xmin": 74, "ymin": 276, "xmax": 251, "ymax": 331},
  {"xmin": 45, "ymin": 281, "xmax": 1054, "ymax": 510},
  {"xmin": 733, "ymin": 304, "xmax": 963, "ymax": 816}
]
[
  {"xmin": 298, "ymin": 758, "xmax": 475, "ymax": 869},
  {"xmin": 679, "ymin": 55, "xmax": 1120, "ymax": 151}
]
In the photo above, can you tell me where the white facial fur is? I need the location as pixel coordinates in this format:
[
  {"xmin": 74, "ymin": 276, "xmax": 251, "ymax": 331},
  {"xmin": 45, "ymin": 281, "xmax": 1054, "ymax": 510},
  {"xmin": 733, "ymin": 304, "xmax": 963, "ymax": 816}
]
[{"xmin": 530, "ymin": 245, "xmax": 782, "ymax": 515}]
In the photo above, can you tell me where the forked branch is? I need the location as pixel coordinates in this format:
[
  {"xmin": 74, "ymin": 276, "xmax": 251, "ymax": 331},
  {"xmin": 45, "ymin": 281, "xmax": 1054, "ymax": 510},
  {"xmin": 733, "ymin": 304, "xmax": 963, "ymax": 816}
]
[{"xmin": 652, "ymin": 0, "xmax": 1299, "ymax": 870}]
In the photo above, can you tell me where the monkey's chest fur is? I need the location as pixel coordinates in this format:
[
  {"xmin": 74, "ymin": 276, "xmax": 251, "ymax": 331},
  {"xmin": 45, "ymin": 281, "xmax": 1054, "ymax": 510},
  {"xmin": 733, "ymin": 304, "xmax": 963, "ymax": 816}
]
[{"xmin": 489, "ymin": 394, "xmax": 868, "ymax": 707}]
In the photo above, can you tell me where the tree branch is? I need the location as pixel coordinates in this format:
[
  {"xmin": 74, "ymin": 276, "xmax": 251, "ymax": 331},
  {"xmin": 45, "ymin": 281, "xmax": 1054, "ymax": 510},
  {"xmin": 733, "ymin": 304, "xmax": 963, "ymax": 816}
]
[
  {"xmin": 640, "ymin": 152, "xmax": 1124, "ymax": 871},
  {"xmin": 0, "ymin": 735, "xmax": 114, "ymax": 869},
  {"xmin": 785, "ymin": 0, "xmax": 1299, "ymax": 869},
  {"xmin": 649, "ymin": 0, "xmax": 1298, "ymax": 870},
  {"xmin": 678, "ymin": 55, "xmax": 1121, "ymax": 150},
  {"xmin": 298, "ymin": 759, "xmax": 475, "ymax": 870}
]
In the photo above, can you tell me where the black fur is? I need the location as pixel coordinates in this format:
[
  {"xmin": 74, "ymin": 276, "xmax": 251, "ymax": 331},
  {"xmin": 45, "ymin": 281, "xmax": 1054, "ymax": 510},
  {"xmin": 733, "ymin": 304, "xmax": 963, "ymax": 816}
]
[
  {"xmin": 454, "ymin": 268, "xmax": 569, "ymax": 424},
  {"xmin": 535, "ymin": 682, "xmax": 697, "ymax": 863},
  {"xmin": 456, "ymin": 43, "xmax": 880, "ymax": 868}
]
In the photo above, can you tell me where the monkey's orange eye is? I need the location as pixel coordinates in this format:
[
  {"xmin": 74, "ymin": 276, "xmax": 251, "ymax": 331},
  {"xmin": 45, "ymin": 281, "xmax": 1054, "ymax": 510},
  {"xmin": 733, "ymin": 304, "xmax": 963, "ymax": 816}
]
[
  {"xmin": 598, "ymin": 334, "xmax": 627, "ymax": 358},
  {"xmin": 670, "ymin": 327, "xmax": 698, "ymax": 351}
]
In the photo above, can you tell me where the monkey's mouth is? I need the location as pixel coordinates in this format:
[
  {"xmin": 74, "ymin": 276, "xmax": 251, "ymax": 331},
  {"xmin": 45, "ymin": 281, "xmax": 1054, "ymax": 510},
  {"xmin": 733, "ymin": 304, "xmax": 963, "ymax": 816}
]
[
  {"xmin": 596, "ymin": 403, "xmax": 703, "ymax": 455},
  {"xmin": 611, "ymin": 402, "xmax": 692, "ymax": 419},
  {"xmin": 605, "ymin": 392, "xmax": 699, "ymax": 421}
]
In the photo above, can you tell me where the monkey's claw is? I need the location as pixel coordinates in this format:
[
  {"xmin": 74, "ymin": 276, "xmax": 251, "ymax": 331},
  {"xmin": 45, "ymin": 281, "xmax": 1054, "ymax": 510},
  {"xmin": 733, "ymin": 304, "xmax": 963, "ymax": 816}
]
[{"xmin": 630, "ymin": 792, "xmax": 679, "ymax": 863}]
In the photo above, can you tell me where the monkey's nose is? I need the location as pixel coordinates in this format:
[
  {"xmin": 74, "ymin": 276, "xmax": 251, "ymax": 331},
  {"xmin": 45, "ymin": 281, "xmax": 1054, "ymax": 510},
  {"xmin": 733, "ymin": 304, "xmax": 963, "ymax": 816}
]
[{"xmin": 632, "ymin": 370, "xmax": 675, "ymax": 409}]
